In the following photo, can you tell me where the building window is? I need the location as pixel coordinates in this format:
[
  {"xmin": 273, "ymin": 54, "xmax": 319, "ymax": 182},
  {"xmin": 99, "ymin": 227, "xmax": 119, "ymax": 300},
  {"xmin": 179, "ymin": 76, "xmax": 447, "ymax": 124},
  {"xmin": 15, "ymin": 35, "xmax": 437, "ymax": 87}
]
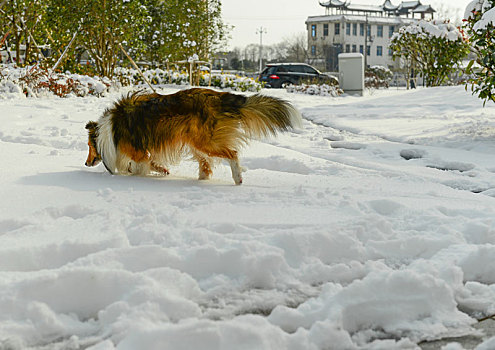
[
  {"xmin": 346, "ymin": 23, "xmax": 351, "ymax": 35},
  {"xmin": 367, "ymin": 24, "xmax": 371, "ymax": 37},
  {"xmin": 346, "ymin": 44, "xmax": 350, "ymax": 52},
  {"xmin": 353, "ymin": 23, "xmax": 357, "ymax": 36},
  {"xmin": 360, "ymin": 23, "xmax": 364, "ymax": 36},
  {"xmin": 323, "ymin": 23, "xmax": 329, "ymax": 36},
  {"xmin": 366, "ymin": 45, "xmax": 370, "ymax": 56},
  {"xmin": 359, "ymin": 45, "xmax": 364, "ymax": 54},
  {"xmin": 377, "ymin": 25, "xmax": 383, "ymax": 37},
  {"xmin": 377, "ymin": 46, "xmax": 383, "ymax": 56},
  {"xmin": 389, "ymin": 25, "xmax": 395, "ymax": 38},
  {"xmin": 352, "ymin": 44, "xmax": 356, "ymax": 52},
  {"xmin": 311, "ymin": 24, "xmax": 317, "ymax": 38},
  {"xmin": 335, "ymin": 23, "xmax": 340, "ymax": 35},
  {"xmin": 311, "ymin": 45, "xmax": 316, "ymax": 56},
  {"xmin": 388, "ymin": 48, "xmax": 393, "ymax": 56}
]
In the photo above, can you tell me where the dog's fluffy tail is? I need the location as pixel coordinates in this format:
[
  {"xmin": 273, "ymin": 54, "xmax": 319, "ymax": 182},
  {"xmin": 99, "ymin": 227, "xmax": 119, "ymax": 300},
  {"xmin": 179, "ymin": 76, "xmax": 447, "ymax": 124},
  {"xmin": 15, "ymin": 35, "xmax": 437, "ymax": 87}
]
[{"xmin": 238, "ymin": 94, "xmax": 303, "ymax": 139}]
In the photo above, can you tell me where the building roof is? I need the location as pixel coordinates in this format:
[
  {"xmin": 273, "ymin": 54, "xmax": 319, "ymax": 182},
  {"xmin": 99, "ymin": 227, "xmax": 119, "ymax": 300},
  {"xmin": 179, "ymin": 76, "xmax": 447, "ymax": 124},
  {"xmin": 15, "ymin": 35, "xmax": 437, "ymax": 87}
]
[
  {"xmin": 306, "ymin": 14, "xmax": 416, "ymax": 25},
  {"xmin": 382, "ymin": 0, "xmax": 399, "ymax": 11},
  {"xmin": 319, "ymin": 0, "xmax": 434, "ymax": 16},
  {"xmin": 347, "ymin": 4, "xmax": 383, "ymax": 12},
  {"xmin": 398, "ymin": 1, "xmax": 421, "ymax": 9},
  {"xmin": 412, "ymin": 4, "xmax": 435, "ymax": 13},
  {"xmin": 319, "ymin": 0, "xmax": 348, "ymax": 7}
]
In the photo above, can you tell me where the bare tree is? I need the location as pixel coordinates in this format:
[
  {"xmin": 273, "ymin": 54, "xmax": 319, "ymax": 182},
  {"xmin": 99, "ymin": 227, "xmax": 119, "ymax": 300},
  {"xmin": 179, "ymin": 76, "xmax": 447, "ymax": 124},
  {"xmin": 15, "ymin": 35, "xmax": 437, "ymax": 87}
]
[
  {"xmin": 431, "ymin": 1, "xmax": 462, "ymax": 25},
  {"xmin": 282, "ymin": 33, "xmax": 309, "ymax": 63}
]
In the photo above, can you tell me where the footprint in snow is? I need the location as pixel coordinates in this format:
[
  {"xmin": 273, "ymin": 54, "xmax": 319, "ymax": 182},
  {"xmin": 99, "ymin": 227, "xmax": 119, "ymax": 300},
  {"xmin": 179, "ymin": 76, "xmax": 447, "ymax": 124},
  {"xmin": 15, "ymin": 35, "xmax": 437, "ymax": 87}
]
[
  {"xmin": 330, "ymin": 141, "xmax": 366, "ymax": 150},
  {"xmin": 400, "ymin": 149, "xmax": 426, "ymax": 160},
  {"xmin": 426, "ymin": 161, "xmax": 475, "ymax": 173}
]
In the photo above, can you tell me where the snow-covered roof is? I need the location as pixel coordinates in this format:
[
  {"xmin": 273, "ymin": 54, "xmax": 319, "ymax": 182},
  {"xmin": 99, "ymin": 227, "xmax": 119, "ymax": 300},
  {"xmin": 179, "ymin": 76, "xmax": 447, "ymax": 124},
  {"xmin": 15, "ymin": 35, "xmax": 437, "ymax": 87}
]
[
  {"xmin": 398, "ymin": 1, "xmax": 421, "ymax": 9},
  {"xmin": 383, "ymin": 0, "xmax": 399, "ymax": 11},
  {"xmin": 412, "ymin": 5, "xmax": 435, "ymax": 13},
  {"xmin": 319, "ymin": 0, "xmax": 434, "ymax": 16},
  {"xmin": 319, "ymin": 0, "xmax": 348, "ymax": 7},
  {"xmin": 347, "ymin": 4, "xmax": 383, "ymax": 12},
  {"xmin": 306, "ymin": 14, "xmax": 416, "ymax": 25}
]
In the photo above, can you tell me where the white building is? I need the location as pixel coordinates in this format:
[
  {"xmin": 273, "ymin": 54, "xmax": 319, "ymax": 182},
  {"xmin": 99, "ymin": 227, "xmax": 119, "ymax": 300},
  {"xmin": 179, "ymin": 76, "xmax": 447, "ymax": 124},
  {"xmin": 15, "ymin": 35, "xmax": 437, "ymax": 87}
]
[{"xmin": 306, "ymin": 0, "xmax": 435, "ymax": 71}]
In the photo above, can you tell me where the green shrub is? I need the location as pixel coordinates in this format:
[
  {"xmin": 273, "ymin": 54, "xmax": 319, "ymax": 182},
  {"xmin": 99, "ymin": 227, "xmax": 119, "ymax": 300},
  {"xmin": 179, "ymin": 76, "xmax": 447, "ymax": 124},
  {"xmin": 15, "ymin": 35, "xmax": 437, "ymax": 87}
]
[
  {"xmin": 464, "ymin": 0, "xmax": 495, "ymax": 104},
  {"xmin": 390, "ymin": 19, "xmax": 470, "ymax": 87}
]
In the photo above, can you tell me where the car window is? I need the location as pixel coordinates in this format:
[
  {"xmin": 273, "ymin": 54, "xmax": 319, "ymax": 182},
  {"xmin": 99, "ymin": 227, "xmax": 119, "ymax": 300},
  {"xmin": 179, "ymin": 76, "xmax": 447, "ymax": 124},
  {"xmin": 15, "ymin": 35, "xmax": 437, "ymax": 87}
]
[
  {"xmin": 266, "ymin": 67, "xmax": 277, "ymax": 75},
  {"xmin": 277, "ymin": 66, "xmax": 288, "ymax": 72},
  {"xmin": 303, "ymin": 66, "xmax": 318, "ymax": 74},
  {"xmin": 291, "ymin": 65, "xmax": 305, "ymax": 73}
]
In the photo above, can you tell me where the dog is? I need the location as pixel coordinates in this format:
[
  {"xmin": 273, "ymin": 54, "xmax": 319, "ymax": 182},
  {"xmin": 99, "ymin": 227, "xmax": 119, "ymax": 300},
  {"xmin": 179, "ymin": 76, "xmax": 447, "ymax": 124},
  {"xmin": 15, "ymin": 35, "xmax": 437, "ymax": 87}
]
[{"xmin": 85, "ymin": 88, "xmax": 302, "ymax": 185}]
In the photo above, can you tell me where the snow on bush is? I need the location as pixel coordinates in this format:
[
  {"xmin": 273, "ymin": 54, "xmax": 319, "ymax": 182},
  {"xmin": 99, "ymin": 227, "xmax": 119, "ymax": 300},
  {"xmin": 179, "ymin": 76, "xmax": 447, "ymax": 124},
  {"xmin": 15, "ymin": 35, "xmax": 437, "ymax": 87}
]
[
  {"xmin": 1, "ymin": 66, "xmax": 32, "ymax": 98},
  {"xmin": 0, "ymin": 65, "xmax": 113, "ymax": 98},
  {"xmin": 209, "ymin": 73, "xmax": 261, "ymax": 92},
  {"xmin": 390, "ymin": 19, "xmax": 469, "ymax": 87},
  {"xmin": 365, "ymin": 66, "xmax": 393, "ymax": 89},
  {"xmin": 0, "ymin": 65, "xmax": 262, "ymax": 99},
  {"xmin": 286, "ymin": 84, "xmax": 343, "ymax": 97},
  {"xmin": 464, "ymin": 0, "xmax": 495, "ymax": 104},
  {"xmin": 465, "ymin": 0, "xmax": 495, "ymax": 30},
  {"xmin": 115, "ymin": 67, "xmax": 262, "ymax": 92},
  {"xmin": 392, "ymin": 19, "xmax": 464, "ymax": 42}
]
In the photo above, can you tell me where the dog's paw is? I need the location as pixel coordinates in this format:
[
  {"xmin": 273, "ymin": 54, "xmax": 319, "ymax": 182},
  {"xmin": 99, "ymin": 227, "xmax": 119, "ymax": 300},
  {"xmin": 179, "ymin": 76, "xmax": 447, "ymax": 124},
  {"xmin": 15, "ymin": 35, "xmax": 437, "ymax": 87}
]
[
  {"xmin": 234, "ymin": 176, "xmax": 243, "ymax": 185},
  {"xmin": 151, "ymin": 162, "xmax": 170, "ymax": 176}
]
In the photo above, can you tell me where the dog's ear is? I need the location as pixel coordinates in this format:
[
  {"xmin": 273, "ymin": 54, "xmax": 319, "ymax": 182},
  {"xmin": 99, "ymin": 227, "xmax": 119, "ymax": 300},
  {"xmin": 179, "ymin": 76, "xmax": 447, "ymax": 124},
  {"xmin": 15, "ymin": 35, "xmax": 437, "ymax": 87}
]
[{"xmin": 85, "ymin": 121, "xmax": 98, "ymax": 130}]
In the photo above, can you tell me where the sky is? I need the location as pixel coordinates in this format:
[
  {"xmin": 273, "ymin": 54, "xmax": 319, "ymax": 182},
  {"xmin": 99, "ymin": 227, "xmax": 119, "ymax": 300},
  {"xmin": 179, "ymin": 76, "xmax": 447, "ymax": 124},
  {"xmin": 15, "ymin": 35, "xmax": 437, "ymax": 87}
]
[{"xmin": 221, "ymin": 0, "xmax": 473, "ymax": 50}]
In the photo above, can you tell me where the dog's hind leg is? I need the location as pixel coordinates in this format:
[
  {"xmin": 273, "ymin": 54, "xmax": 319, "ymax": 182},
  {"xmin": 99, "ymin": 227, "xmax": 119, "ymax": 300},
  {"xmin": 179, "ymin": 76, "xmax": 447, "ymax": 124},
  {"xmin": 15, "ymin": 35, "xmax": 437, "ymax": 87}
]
[
  {"xmin": 228, "ymin": 156, "xmax": 243, "ymax": 185},
  {"xmin": 194, "ymin": 146, "xmax": 244, "ymax": 185},
  {"xmin": 192, "ymin": 149, "xmax": 213, "ymax": 180}
]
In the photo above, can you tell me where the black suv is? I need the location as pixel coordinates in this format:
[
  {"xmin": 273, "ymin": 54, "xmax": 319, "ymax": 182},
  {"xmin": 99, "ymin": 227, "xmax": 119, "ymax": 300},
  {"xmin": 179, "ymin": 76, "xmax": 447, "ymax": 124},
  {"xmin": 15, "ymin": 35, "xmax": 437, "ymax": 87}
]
[{"xmin": 258, "ymin": 63, "xmax": 337, "ymax": 88}]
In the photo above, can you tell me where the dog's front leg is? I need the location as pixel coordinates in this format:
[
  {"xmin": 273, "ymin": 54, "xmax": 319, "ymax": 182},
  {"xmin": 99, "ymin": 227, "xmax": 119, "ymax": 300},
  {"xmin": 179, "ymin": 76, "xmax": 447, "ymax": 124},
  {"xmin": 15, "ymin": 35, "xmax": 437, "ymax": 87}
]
[{"xmin": 151, "ymin": 161, "xmax": 170, "ymax": 175}]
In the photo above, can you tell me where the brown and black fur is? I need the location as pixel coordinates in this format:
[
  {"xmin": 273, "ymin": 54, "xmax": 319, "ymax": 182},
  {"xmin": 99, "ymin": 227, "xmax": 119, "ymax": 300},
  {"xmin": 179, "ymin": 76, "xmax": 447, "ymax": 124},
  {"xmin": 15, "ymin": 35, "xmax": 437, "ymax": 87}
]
[{"xmin": 85, "ymin": 88, "xmax": 302, "ymax": 185}]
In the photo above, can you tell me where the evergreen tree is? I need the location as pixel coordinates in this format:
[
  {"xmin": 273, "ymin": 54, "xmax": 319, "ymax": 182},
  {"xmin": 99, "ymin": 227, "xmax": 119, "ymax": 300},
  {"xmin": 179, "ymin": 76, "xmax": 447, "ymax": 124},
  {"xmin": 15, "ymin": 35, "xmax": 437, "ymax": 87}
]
[
  {"xmin": 1, "ymin": 0, "xmax": 47, "ymax": 65},
  {"xmin": 142, "ymin": 0, "xmax": 229, "ymax": 63},
  {"xmin": 2, "ymin": 0, "xmax": 230, "ymax": 77},
  {"xmin": 45, "ymin": 0, "xmax": 149, "ymax": 77}
]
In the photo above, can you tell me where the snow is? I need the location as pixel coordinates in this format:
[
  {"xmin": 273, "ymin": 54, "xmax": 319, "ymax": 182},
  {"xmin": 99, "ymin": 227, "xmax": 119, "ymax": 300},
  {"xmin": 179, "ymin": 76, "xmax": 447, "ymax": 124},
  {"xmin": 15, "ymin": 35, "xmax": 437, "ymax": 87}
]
[
  {"xmin": 476, "ymin": 336, "xmax": 495, "ymax": 350},
  {"xmin": 473, "ymin": 7, "xmax": 495, "ymax": 31},
  {"xmin": 392, "ymin": 19, "xmax": 463, "ymax": 42},
  {"xmin": 464, "ymin": 0, "xmax": 483, "ymax": 20},
  {"xmin": 465, "ymin": 0, "xmax": 495, "ymax": 31},
  {"xmin": 339, "ymin": 53, "xmax": 363, "ymax": 59},
  {"xmin": 1, "ymin": 85, "xmax": 495, "ymax": 349}
]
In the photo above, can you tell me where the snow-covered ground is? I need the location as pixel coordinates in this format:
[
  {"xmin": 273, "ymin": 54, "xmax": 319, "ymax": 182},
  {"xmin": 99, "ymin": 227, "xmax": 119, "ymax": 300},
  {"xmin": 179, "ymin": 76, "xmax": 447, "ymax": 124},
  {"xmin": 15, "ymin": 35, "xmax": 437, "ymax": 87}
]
[{"xmin": 1, "ymin": 85, "xmax": 495, "ymax": 350}]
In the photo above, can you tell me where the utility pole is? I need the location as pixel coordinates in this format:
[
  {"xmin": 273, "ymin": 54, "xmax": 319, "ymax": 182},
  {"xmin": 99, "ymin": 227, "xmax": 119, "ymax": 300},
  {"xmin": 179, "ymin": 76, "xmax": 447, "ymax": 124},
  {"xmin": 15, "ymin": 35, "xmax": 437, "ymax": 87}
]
[
  {"xmin": 364, "ymin": 15, "xmax": 374, "ymax": 69},
  {"xmin": 256, "ymin": 26, "xmax": 267, "ymax": 73},
  {"xmin": 364, "ymin": 15, "xmax": 368, "ymax": 69}
]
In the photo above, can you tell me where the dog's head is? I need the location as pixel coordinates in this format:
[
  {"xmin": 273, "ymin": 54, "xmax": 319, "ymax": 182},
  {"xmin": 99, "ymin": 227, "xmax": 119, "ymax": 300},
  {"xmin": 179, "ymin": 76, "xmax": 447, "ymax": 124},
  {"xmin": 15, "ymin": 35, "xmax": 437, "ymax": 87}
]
[{"xmin": 85, "ymin": 121, "xmax": 101, "ymax": 167}]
